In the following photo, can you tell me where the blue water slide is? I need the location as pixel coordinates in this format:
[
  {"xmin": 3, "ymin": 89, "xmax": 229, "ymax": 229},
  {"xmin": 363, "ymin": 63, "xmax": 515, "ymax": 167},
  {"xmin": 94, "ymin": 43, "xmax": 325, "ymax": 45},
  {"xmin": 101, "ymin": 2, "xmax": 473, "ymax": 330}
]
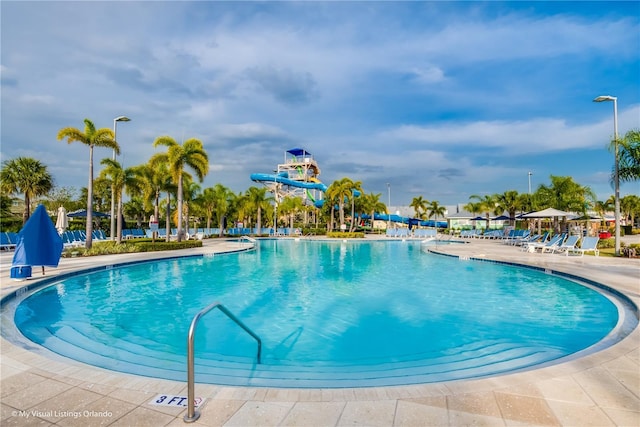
[
  {"xmin": 251, "ymin": 173, "xmax": 362, "ymax": 208},
  {"xmin": 250, "ymin": 173, "xmax": 328, "ymax": 192},
  {"xmin": 361, "ymin": 213, "xmax": 447, "ymax": 228}
]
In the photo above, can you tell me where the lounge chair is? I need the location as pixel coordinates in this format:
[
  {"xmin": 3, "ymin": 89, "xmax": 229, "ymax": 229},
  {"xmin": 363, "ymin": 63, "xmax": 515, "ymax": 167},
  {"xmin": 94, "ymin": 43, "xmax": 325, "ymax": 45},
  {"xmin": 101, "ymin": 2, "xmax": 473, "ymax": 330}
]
[
  {"xmin": 520, "ymin": 232, "xmax": 549, "ymax": 251},
  {"xmin": 0, "ymin": 232, "xmax": 16, "ymax": 251},
  {"xmin": 552, "ymin": 235, "xmax": 580, "ymax": 254},
  {"xmin": 566, "ymin": 237, "xmax": 600, "ymax": 257},
  {"xmin": 524, "ymin": 233, "xmax": 566, "ymax": 253}
]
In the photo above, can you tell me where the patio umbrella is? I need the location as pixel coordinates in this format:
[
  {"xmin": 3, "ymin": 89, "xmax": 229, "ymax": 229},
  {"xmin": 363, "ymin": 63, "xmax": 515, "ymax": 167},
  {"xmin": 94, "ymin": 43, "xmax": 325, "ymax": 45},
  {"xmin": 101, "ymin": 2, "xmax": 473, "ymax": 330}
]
[
  {"xmin": 67, "ymin": 209, "xmax": 110, "ymax": 218},
  {"xmin": 521, "ymin": 208, "xmax": 573, "ymax": 218},
  {"xmin": 11, "ymin": 204, "xmax": 63, "ymax": 279},
  {"xmin": 55, "ymin": 206, "xmax": 68, "ymax": 235}
]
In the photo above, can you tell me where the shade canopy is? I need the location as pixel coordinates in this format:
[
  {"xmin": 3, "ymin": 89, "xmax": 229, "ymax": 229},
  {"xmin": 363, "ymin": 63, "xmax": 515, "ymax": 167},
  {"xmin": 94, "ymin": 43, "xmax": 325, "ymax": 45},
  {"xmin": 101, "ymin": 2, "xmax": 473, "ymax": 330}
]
[
  {"xmin": 67, "ymin": 209, "xmax": 110, "ymax": 218},
  {"xmin": 521, "ymin": 208, "xmax": 573, "ymax": 218},
  {"xmin": 12, "ymin": 204, "xmax": 63, "ymax": 268},
  {"xmin": 55, "ymin": 206, "xmax": 68, "ymax": 234}
]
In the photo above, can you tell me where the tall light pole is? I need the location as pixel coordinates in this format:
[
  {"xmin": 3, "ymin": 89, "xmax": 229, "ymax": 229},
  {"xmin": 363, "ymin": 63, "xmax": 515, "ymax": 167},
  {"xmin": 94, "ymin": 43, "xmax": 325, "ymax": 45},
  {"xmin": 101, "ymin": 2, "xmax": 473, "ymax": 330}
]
[
  {"xmin": 528, "ymin": 171, "xmax": 532, "ymax": 195},
  {"xmin": 386, "ymin": 183, "xmax": 391, "ymax": 230},
  {"xmin": 593, "ymin": 95, "xmax": 620, "ymax": 256},
  {"xmin": 111, "ymin": 116, "xmax": 131, "ymax": 240}
]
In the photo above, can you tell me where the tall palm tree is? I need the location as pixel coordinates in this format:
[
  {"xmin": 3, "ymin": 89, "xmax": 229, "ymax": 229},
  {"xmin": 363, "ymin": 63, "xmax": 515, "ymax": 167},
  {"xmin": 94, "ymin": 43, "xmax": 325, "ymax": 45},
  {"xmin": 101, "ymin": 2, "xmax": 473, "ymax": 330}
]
[
  {"xmin": 410, "ymin": 196, "xmax": 428, "ymax": 220},
  {"xmin": 181, "ymin": 178, "xmax": 201, "ymax": 236},
  {"xmin": 57, "ymin": 119, "xmax": 119, "ymax": 249},
  {"xmin": 152, "ymin": 136, "xmax": 209, "ymax": 241},
  {"xmin": 132, "ymin": 161, "xmax": 170, "ymax": 224},
  {"xmin": 326, "ymin": 177, "xmax": 357, "ymax": 230},
  {"xmin": 348, "ymin": 180, "xmax": 363, "ymax": 232},
  {"xmin": 99, "ymin": 158, "xmax": 138, "ymax": 243},
  {"xmin": 0, "ymin": 157, "xmax": 54, "ymax": 224}
]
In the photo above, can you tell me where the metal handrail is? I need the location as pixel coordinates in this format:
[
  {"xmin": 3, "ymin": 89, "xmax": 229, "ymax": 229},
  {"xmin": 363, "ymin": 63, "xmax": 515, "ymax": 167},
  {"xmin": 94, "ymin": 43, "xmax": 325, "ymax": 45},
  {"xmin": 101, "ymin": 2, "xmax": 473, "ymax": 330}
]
[{"xmin": 184, "ymin": 302, "xmax": 262, "ymax": 423}]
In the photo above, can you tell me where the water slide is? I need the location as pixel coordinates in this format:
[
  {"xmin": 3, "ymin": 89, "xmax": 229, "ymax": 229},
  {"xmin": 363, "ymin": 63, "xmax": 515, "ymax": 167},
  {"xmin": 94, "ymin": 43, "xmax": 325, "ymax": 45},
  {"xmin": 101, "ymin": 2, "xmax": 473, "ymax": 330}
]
[{"xmin": 250, "ymin": 173, "xmax": 328, "ymax": 208}]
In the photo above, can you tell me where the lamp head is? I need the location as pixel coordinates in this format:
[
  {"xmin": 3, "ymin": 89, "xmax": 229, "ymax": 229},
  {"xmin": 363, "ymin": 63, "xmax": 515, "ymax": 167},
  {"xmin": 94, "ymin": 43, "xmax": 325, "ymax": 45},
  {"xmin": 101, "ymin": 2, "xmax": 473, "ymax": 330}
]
[
  {"xmin": 114, "ymin": 116, "xmax": 131, "ymax": 122},
  {"xmin": 593, "ymin": 95, "xmax": 616, "ymax": 103}
]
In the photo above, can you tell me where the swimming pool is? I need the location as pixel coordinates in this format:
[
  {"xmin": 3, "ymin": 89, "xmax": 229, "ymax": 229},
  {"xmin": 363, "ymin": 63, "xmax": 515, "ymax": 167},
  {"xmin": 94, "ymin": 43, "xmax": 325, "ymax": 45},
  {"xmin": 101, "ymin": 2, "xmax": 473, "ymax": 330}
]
[{"xmin": 9, "ymin": 240, "xmax": 630, "ymax": 388}]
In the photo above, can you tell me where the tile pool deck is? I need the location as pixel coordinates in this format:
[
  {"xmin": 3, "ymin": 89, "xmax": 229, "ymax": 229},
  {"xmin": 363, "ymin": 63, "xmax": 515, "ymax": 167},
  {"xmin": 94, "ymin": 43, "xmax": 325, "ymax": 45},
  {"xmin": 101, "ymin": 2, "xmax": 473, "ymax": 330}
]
[{"xmin": 0, "ymin": 237, "xmax": 638, "ymax": 426}]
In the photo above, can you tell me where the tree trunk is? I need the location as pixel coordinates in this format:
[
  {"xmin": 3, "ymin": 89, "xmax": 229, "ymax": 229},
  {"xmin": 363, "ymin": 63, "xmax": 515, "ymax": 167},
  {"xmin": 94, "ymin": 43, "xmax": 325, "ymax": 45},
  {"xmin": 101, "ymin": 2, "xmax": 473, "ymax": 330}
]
[
  {"xmin": 85, "ymin": 145, "xmax": 94, "ymax": 249},
  {"xmin": 165, "ymin": 193, "xmax": 171, "ymax": 242},
  {"xmin": 177, "ymin": 175, "xmax": 184, "ymax": 242},
  {"xmin": 116, "ymin": 194, "xmax": 123, "ymax": 244}
]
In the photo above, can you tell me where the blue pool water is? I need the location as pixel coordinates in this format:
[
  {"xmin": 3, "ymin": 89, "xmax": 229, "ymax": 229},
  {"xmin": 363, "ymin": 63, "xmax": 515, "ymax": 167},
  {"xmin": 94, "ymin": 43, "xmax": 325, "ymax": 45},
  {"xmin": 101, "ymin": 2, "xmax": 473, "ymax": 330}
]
[{"xmin": 13, "ymin": 240, "xmax": 622, "ymax": 387}]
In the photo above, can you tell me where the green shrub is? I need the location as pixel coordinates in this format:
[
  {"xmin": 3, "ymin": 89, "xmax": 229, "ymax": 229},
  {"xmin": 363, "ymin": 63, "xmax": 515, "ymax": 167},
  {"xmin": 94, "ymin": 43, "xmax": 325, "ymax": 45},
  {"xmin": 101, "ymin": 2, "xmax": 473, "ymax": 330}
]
[
  {"xmin": 326, "ymin": 231, "xmax": 365, "ymax": 239},
  {"xmin": 597, "ymin": 238, "xmax": 615, "ymax": 249},
  {"xmin": 133, "ymin": 240, "xmax": 202, "ymax": 252},
  {"xmin": 62, "ymin": 239, "xmax": 202, "ymax": 257}
]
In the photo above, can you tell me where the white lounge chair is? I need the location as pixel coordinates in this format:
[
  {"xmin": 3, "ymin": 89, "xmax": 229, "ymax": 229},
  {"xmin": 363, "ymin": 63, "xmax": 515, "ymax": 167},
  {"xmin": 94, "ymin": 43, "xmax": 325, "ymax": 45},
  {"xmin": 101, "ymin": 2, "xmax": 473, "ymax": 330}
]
[
  {"xmin": 566, "ymin": 236, "xmax": 600, "ymax": 256},
  {"xmin": 524, "ymin": 233, "xmax": 566, "ymax": 253},
  {"xmin": 552, "ymin": 235, "xmax": 580, "ymax": 254}
]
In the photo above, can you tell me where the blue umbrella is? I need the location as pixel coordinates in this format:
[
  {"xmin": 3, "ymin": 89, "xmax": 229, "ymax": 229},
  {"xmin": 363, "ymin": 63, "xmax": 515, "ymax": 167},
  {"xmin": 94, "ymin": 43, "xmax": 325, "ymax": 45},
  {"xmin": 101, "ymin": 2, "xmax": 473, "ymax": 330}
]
[{"xmin": 11, "ymin": 204, "xmax": 63, "ymax": 279}]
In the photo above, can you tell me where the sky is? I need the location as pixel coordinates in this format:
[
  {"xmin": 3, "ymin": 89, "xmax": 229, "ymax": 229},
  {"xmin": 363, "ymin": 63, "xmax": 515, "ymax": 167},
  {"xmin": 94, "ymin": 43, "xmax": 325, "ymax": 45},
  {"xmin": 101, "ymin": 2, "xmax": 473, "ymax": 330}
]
[{"xmin": 1, "ymin": 1, "xmax": 639, "ymax": 210}]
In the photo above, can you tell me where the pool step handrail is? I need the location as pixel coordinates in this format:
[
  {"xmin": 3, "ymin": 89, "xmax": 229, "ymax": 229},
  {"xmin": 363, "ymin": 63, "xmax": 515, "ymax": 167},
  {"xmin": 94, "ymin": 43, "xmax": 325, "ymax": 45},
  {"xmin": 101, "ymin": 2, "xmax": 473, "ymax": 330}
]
[
  {"xmin": 184, "ymin": 301, "xmax": 262, "ymax": 423},
  {"xmin": 239, "ymin": 235, "xmax": 257, "ymax": 247}
]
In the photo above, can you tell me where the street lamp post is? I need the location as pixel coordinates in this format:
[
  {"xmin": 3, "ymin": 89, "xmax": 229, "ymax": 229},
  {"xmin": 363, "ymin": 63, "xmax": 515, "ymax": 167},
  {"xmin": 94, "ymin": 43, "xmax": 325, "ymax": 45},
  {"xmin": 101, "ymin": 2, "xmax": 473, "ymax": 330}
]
[
  {"xmin": 528, "ymin": 171, "xmax": 532, "ymax": 194},
  {"xmin": 111, "ymin": 116, "xmax": 131, "ymax": 241},
  {"xmin": 386, "ymin": 183, "xmax": 391, "ymax": 230},
  {"xmin": 593, "ymin": 95, "xmax": 620, "ymax": 256}
]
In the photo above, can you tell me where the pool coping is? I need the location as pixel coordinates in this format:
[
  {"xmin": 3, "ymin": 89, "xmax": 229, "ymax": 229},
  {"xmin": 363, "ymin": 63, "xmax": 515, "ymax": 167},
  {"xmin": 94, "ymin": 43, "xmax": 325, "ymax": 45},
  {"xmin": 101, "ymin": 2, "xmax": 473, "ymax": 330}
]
[{"xmin": 1, "ymin": 237, "xmax": 639, "ymax": 426}]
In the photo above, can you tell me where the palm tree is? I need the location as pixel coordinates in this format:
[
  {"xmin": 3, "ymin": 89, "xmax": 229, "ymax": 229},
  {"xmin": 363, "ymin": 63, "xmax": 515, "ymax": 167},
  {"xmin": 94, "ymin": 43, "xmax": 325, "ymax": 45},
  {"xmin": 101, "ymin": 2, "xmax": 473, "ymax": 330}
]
[
  {"xmin": 494, "ymin": 190, "xmax": 521, "ymax": 226},
  {"xmin": 410, "ymin": 196, "xmax": 428, "ymax": 220},
  {"xmin": 198, "ymin": 187, "xmax": 217, "ymax": 235},
  {"xmin": 536, "ymin": 176, "xmax": 595, "ymax": 213},
  {"xmin": 348, "ymin": 180, "xmax": 363, "ymax": 232},
  {"xmin": 181, "ymin": 178, "xmax": 201, "ymax": 236},
  {"xmin": 621, "ymin": 194, "xmax": 640, "ymax": 229},
  {"xmin": 245, "ymin": 186, "xmax": 273, "ymax": 235},
  {"xmin": 210, "ymin": 184, "xmax": 234, "ymax": 237},
  {"xmin": 361, "ymin": 192, "xmax": 386, "ymax": 231},
  {"xmin": 463, "ymin": 201, "xmax": 484, "ymax": 231},
  {"xmin": 57, "ymin": 119, "xmax": 119, "ymax": 249},
  {"xmin": 324, "ymin": 182, "xmax": 340, "ymax": 231},
  {"xmin": 123, "ymin": 197, "xmax": 146, "ymax": 229},
  {"xmin": 99, "ymin": 158, "xmax": 138, "ymax": 243},
  {"xmin": 132, "ymin": 161, "xmax": 170, "ymax": 224},
  {"xmin": 469, "ymin": 194, "xmax": 498, "ymax": 230},
  {"xmin": 0, "ymin": 157, "xmax": 54, "ymax": 224},
  {"xmin": 616, "ymin": 129, "xmax": 640, "ymax": 183},
  {"xmin": 152, "ymin": 136, "xmax": 209, "ymax": 241},
  {"xmin": 279, "ymin": 196, "xmax": 303, "ymax": 229},
  {"xmin": 426, "ymin": 200, "xmax": 446, "ymax": 228},
  {"xmin": 326, "ymin": 177, "xmax": 358, "ymax": 230}
]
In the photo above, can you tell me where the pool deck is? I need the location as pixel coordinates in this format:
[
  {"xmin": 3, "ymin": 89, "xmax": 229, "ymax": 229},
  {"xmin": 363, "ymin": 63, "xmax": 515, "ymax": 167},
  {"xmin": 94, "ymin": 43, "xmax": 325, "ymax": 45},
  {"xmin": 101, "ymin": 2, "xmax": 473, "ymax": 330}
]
[{"xmin": 1, "ymin": 236, "xmax": 638, "ymax": 426}]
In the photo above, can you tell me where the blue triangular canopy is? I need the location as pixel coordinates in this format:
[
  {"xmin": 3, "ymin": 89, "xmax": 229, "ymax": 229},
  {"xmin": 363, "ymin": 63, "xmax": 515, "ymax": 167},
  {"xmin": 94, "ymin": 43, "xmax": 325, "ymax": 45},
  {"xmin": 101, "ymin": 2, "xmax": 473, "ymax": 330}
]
[{"xmin": 12, "ymin": 204, "xmax": 63, "ymax": 268}]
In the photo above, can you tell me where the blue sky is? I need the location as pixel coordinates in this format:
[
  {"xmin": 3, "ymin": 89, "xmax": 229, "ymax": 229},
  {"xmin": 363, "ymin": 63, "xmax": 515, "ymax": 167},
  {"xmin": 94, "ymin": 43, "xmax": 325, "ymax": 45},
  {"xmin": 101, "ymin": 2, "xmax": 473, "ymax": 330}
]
[{"xmin": 1, "ymin": 1, "xmax": 639, "ymax": 208}]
